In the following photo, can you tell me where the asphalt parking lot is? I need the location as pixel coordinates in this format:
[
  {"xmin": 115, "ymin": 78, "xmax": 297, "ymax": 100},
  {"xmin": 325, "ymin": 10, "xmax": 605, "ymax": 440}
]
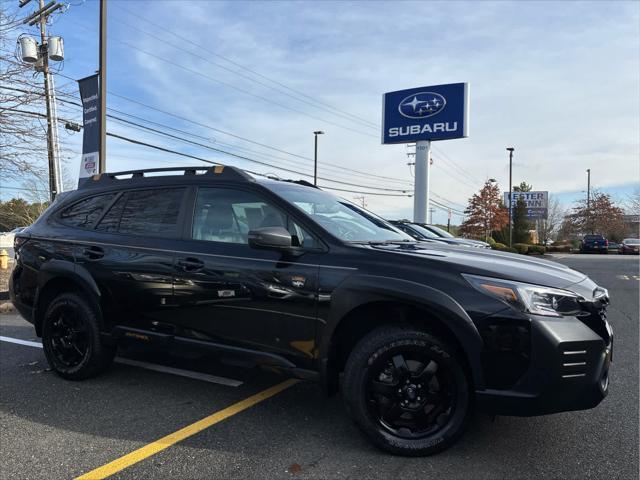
[{"xmin": 1, "ymin": 255, "xmax": 638, "ymax": 480}]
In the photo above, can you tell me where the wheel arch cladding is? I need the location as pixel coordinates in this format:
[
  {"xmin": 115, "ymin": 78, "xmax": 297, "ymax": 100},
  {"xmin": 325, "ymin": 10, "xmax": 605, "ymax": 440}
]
[
  {"xmin": 319, "ymin": 274, "xmax": 485, "ymax": 394},
  {"xmin": 34, "ymin": 261, "xmax": 102, "ymax": 336}
]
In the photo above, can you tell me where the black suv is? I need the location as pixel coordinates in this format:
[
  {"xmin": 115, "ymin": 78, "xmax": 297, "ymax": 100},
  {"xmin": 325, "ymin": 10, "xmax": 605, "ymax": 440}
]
[{"xmin": 10, "ymin": 166, "xmax": 613, "ymax": 456}]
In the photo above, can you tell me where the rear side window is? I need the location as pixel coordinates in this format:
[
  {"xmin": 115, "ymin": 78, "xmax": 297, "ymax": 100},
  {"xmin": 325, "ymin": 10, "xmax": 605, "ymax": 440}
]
[
  {"xmin": 58, "ymin": 193, "xmax": 116, "ymax": 229},
  {"xmin": 96, "ymin": 188, "xmax": 185, "ymax": 238}
]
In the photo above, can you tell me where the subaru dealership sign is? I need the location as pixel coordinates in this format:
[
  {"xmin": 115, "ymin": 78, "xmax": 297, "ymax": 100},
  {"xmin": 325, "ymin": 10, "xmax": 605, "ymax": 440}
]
[
  {"xmin": 504, "ymin": 191, "xmax": 549, "ymax": 219},
  {"xmin": 382, "ymin": 83, "xmax": 469, "ymax": 144}
]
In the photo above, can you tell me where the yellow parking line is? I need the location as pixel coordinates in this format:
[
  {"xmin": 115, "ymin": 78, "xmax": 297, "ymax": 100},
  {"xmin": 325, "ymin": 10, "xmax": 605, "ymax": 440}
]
[{"xmin": 75, "ymin": 378, "xmax": 299, "ymax": 480}]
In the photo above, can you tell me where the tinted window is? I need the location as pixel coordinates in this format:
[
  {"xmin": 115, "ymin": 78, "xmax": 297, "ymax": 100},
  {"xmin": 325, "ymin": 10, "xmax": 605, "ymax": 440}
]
[
  {"xmin": 96, "ymin": 188, "xmax": 185, "ymax": 237},
  {"xmin": 192, "ymin": 187, "xmax": 317, "ymax": 248},
  {"xmin": 58, "ymin": 193, "xmax": 116, "ymax": 229}
]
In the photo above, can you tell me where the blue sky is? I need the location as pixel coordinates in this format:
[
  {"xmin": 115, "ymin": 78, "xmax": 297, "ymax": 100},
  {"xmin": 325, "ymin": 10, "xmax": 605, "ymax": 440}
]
[{"xmin": 3, "ymin": 0, "xmax": 639, "ymax": 224}]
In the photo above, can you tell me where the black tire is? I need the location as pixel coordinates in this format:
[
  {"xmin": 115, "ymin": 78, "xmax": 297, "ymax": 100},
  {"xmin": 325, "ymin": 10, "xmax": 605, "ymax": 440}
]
[
  {"xmin": 41, "ymin": 292, "xmax": 115, "ymax": 380},
  {"xmin": 342, "ymin": 326, "xmax": 471, "ymax": 456}
]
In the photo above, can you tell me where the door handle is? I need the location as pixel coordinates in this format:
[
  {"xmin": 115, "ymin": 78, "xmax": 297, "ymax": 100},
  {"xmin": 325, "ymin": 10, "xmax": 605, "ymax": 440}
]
[
  {"xmin": 177, "ymin": 257, "xmax": 204, "ymax": 272},
  {"xmin": 82, "ymin": 245, "xmax": 104, "ymax": 260}
]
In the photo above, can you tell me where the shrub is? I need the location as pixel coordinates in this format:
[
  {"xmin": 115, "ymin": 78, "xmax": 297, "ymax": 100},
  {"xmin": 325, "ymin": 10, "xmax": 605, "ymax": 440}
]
[
  {"xmin": 513, "ymin": 243, "xmax": 530, "ymax": 255},
  {"xmin": 487, "ymin": 237, "xmax": 496, "ymax": 246},
  {"xmin": 491, "ymin": 242, "xmax": 518, "ymax": 253},
  {"xmin": 528, "ymin": 245, "xmax": 546, "ymax": 255},
  {"xmin": 546, "ymin": 245, "xmax": 571, "ymax": 253}
]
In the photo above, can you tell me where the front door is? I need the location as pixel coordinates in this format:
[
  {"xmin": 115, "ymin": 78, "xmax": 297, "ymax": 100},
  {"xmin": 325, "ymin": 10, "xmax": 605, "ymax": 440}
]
[{"xmin": 172, "ymin": 186, "xmax": 322, "ymax": 363}]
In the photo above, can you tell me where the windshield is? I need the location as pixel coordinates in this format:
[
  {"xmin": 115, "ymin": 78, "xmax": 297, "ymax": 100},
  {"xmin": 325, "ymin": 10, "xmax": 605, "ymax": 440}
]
[
  {"xmin": 425, "ymin": 224, "xmax": 454, "ymax": 238},
  {"xmin": 268, "ymin": 183, "xmax": 413, "ymax": 242},
  {"xmin": 405, "ymin": 224, "xmax": 440, "ymax": 239},
  {"xmin": 623, "ymin": 238, "xmax": 640, "ymax": 245}
]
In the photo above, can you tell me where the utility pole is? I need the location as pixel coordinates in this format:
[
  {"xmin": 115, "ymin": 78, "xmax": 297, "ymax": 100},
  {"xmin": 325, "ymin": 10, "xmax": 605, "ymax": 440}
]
[
  {"xmin": 414, "ymin": 141, "xmax": 431, "ymax": 223},
  {"xmin": 586, "ymin": 168, "xmax": 591, "ymax": 233},
  {"xmin": 313, "ymin": 130, "xmax": 324, "ymax": 186},
  {"xmin": 429, "ymin": 207, "xmax": 435, "ymax": 224},
  {"xmin": 447, "ymin": 209, "xmax": 451, "ymax": 232},
  {"xmin": 19, "ymin": 0, "xmax": 65, "ymax": 201},
  {"xmin": 354, "ymin": 196, "xmax": 367, "ymax": 208},
  {"xmin": 506, "ymin": 147, "xmax": 515, "ymax": 247},
  {"xmin": 99, "ymin": 0, "xmax": 107, "ymax": 173}
]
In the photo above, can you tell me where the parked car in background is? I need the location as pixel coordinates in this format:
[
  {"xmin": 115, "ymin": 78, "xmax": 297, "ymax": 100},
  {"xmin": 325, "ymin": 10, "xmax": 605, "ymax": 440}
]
[
  {"xmin": 607, "ymin": 242, "xmax": 620, "ymax": 252},
  {"xmin": 618, "ymin": 238, "xmax": 640, "ymax": 255},
  {"xmin": 389, "ymin": 221, "xmax": 481, "ymax": 248},
  {"xmin": 579, "ymin": 234, "xmax": 609, "ymax": 254},
  {"xmin": 416, "ymin": 223, "xmax": 491, "ymax": 249}
]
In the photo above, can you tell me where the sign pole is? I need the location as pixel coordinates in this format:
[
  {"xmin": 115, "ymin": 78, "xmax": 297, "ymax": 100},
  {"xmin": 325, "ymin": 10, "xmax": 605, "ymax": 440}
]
[
  {"xmin": 413, "ymin": 140, "xmax": 430, "ymax": 223},
  {"xmin": 99, "ymin": 0, "xmax": 107, "ymax": 173}
]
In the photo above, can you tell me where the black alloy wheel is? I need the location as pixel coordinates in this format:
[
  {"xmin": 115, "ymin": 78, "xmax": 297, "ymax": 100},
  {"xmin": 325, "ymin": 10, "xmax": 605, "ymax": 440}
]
[
  {"xmin": 42, "ymin": 292, "xmax": 115, "ymax": 380},
  {"xmin": 343, "ymin": 326, "xmax": 471, "ymax": 456},
  {"xmin": 366, "ymin": 349, "xmax": 456, "ymax": 439},
  {"xmin": 48, "ymin": 306, "xmax": 90, "ymax": 368}
]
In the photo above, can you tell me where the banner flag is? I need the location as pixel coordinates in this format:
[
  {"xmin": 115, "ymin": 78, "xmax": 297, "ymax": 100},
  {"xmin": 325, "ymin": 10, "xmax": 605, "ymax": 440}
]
[{"xmin": 77, "ymin": 74, "xmax": 100, "ymax": 183}]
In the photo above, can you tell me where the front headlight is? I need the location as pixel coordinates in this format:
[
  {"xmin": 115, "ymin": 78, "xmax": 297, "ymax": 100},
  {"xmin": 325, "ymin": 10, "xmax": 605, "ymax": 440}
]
[{"xmin": 463, "ymin": 274, "xmax": 584, "ymax": 317}]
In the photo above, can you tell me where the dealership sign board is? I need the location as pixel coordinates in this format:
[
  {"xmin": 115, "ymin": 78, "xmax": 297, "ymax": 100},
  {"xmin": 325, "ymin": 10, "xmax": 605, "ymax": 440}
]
[
  {"xmin": 382, "ymin": 83, "xmax": 469, "ymax": 144},
  {"xmin": 504, "ymin": 191, "xmax": 549, "ymax": 219}
]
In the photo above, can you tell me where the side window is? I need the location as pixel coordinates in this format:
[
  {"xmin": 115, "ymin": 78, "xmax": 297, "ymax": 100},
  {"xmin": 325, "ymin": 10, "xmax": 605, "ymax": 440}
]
[
  {"xmin": 58, "ymin": 193, "xmax": 116, "ymax": 229},
  {"xmin": 192, "ymin": 188, "xmax": 318, "ymax": 248},
  {"xmin": 96, "ymin": 188, "xmax": 185, "ymax": 238}
]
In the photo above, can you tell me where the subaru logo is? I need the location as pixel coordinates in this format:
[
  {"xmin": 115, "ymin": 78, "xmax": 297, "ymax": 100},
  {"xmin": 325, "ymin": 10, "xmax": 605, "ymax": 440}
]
[{"xmin": 398, "ymin": 92, "xmax": 446, "ymax": 119}]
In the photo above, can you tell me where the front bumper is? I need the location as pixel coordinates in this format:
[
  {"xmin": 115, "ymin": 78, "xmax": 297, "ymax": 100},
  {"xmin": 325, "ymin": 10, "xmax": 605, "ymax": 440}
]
[{"xmin": 476, "ymin": 313, "xmax": 612, "ymax": 416}]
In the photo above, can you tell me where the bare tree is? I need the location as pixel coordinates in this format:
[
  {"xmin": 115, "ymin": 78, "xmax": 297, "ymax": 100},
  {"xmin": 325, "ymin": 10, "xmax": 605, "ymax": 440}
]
[
  {"xmin": 0, "ymin": 8, "xmax": 50, "ymax": 182},
  {"xmin": 1, "ymin": 7, "xmax": 77, "ymax": 188},
  {"xmin": 627, "ymin": 188, "xmax": 640, "ymax": 215},
  {"xmin": 536, "ymin": 195, "xmax": 563, "ymax": 244}
]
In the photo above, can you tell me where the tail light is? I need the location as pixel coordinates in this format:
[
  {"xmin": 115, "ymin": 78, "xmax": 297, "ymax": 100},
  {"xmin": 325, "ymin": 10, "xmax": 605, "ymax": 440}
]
[{"xmin": 604, "ymin": 240, "xmax": 609, "ymax": 246}]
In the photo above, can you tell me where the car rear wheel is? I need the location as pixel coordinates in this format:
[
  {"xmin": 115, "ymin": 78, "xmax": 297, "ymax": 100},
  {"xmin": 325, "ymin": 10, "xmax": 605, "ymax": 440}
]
[
  {"xmin": 42, "ymin": 292, "xmax": 115, "ymax": 380},
  {"xmin": 342, "ymin": 326, "xmax": 471, "ymax": 456}
]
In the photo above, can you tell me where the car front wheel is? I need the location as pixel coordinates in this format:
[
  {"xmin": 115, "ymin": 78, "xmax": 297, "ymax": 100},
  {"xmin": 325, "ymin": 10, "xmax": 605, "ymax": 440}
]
[
  {"xmin": 42, "ymin": 292, "xmax": 115, "ymax": 380},
  {"xmin": 342, "ymin": 326, "xmax": 472, "ymax": 456}
]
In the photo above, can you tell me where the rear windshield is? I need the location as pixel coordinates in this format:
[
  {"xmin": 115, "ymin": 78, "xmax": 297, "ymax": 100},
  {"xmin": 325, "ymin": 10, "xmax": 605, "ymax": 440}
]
[{"xmin": 584, "ymin": 235, "xmax": 605, "ymax": 240}]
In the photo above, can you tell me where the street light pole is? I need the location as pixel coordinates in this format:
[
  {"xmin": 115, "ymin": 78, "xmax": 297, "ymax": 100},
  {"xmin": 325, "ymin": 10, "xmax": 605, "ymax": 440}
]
[
  {"xmin": 506, "ymin": 148, "xmax": 515, "ymax": 247},
  {"xmin": 586, "ymin": 168, "xmax": 591, "ymax": 233},
  {"xmin": 313, "ymin": 131, "xmax": 324, "ymax": 186}
]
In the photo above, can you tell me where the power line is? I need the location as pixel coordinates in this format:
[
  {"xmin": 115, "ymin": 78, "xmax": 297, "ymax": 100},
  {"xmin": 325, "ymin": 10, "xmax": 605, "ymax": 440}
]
[
  {"xmin": 112, "ymin": 3, "xmax": 379, "ymax": 130},
  {"xmin": 41, "ymin": 75, "xmax": 417, "ymax": 185},
  {"xmin": 106, "ymin": 132, "xmax": 411, "ymax": 197},
  {"xmin": 6, "ymin": 79, "xmax": 472, "ymax": 209},
  {"xmin": 105, "ymin": 114, "xmax": 412, "ymax": 193},
  {"xmin": 67, "ymin": 19, "xmax": 379, "ymax": 139}
]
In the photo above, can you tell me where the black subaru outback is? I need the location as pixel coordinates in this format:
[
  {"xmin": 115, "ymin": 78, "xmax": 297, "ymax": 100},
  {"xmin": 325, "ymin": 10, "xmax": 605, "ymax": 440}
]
[{"xmin": 10, "ymin": 166, "xmax": 613, "ymax": 456}]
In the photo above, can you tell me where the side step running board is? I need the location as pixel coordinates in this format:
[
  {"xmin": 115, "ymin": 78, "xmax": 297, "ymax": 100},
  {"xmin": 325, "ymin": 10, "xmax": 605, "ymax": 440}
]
[{"xmin": 111, "ymin": 326, "xmax": 296, "ymax": 369}]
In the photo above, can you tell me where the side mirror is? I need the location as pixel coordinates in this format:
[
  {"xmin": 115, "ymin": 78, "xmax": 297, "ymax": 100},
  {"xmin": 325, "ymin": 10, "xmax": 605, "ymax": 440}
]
[{"xmin": 248, "ymin": 227, "xmax": 292, "ymax": 250}]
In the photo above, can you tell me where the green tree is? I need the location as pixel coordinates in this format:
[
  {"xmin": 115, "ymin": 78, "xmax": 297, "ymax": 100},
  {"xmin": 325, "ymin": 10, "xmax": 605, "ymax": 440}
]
[{"xmin": 512, "ymin": 196, "xmax": 531, "ymax": 243}]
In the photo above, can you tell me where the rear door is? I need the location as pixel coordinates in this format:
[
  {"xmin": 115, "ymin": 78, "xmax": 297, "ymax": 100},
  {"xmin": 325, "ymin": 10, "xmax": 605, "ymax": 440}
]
[
  {"xmin": 171, "ymin": 185, "xmax": 322, "ymax": 363},
  {"xmin": 76, "ymin": 187, "xmax": 188, "ymax": 328}
]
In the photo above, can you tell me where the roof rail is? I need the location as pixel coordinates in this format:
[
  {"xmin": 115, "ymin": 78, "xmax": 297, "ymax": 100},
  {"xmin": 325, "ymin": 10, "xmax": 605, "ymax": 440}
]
[{"xmin": 80, "ymin": 165, "xmax": 254, "ymax": 188}]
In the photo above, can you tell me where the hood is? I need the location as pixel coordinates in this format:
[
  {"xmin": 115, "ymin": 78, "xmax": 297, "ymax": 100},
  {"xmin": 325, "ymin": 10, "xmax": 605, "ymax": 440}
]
[{"xmin": 364, "ymin": 242, "xmax": 587, "ymax": 290}]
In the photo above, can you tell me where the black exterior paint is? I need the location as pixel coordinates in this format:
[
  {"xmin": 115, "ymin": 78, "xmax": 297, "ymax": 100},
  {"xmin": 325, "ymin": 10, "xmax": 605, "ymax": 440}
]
[{"xmin": 10, "ymin": 168, "xmax": 613, "ymax": 416}]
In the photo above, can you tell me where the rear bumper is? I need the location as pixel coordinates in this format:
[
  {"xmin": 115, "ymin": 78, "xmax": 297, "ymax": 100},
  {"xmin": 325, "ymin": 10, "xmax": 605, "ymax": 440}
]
[
  {"xmin": 8, "ymin": 267, "xmax": 35, "ymax": 325},
  {"xmin": 476, "ymin": 314, "xmax": 612, "ymax": 416}
]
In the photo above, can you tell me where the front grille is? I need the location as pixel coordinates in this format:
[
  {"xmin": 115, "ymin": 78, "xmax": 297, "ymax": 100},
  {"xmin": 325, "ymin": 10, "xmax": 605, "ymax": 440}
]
[{"xmin": 578, "ymin": 297, "xmax": 611, "ymax": 344}]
